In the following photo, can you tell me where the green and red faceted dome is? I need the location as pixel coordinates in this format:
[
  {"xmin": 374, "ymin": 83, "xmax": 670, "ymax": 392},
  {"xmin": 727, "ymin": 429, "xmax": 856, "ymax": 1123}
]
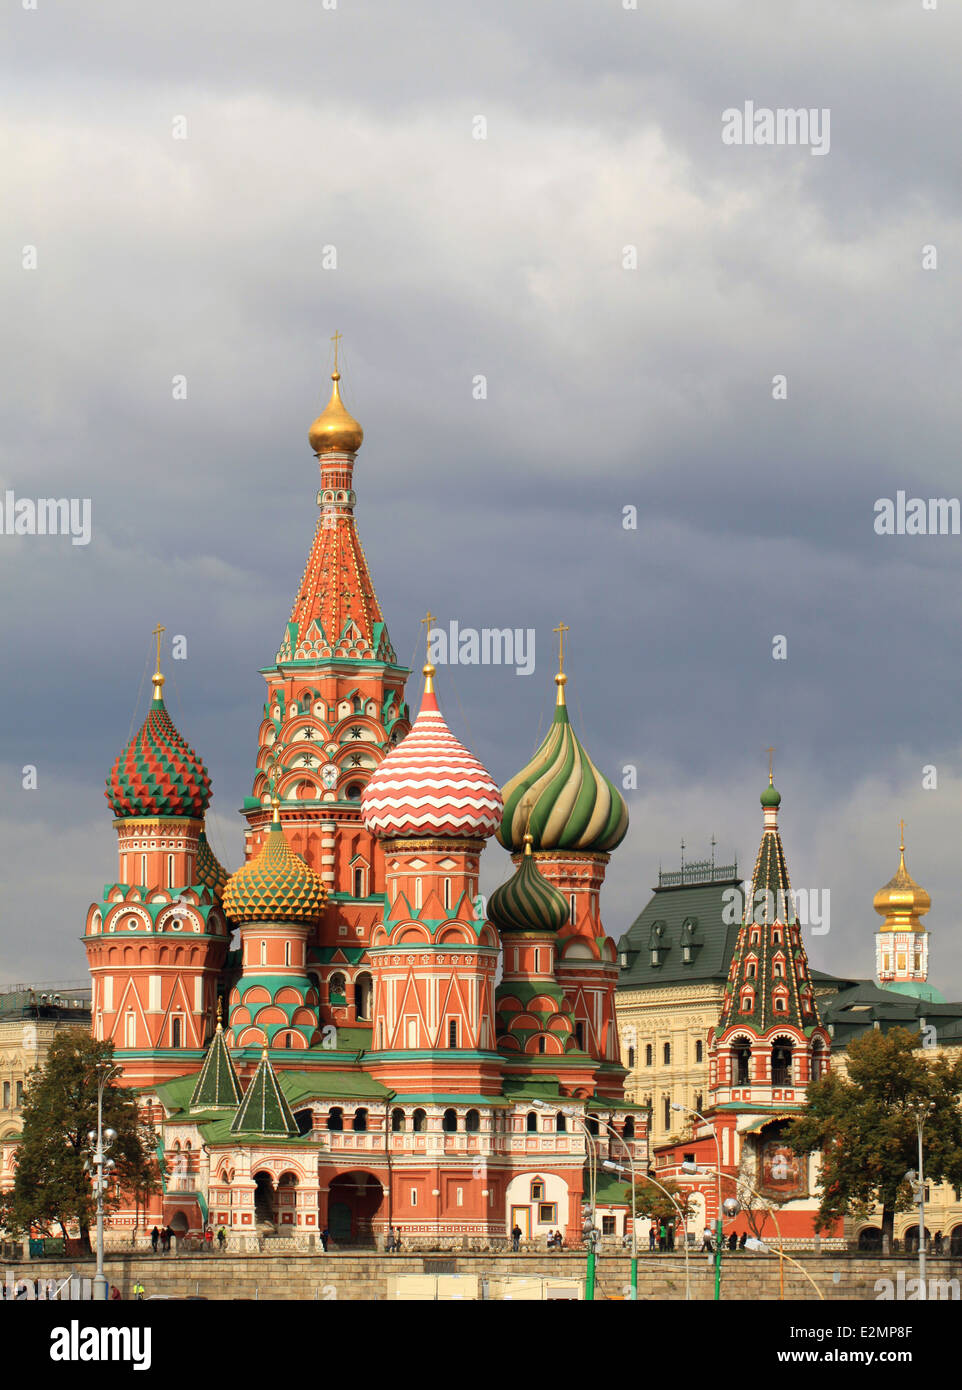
[{"xmin": 106, "ymin": 676, "xmax": 211, "ymax": 820}]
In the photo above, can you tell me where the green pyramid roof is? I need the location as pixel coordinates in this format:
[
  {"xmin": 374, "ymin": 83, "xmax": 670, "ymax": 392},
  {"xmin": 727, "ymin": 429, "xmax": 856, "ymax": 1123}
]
[
  {"xmin": 230, "ymin": 1050, "xmax": 298, "ymax": 1136},
  {"xmin": 190, "ymin": 1020, "xmax": 242, "ymax": 1111}
]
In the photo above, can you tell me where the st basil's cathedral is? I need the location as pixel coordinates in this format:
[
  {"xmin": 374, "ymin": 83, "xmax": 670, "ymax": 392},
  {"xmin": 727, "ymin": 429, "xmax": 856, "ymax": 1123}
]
[{"xmin": 82, "ymin": 356, "xmax": 642, "ymax": 1247}]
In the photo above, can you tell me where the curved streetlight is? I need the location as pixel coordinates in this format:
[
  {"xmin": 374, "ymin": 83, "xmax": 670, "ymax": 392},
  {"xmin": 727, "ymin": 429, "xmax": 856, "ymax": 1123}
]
[
  {"xmin": 604, "ymin": 1157, "xmax": 692, "ymax": 1301},
  {"xmin": 672, "ymin": 1102, "xmax": 723, "ymax": 1299},
  {"xmin": 905, "ymin": 1096, "xmax": 936, "ymax": 1291},
  {"xmin": 88, "ymin": 1059, "xmax": 121, "ymax": 1301},
  {"xmin": 531, "ymin": 1099, "xmax": 599, "ymax": 1299}
]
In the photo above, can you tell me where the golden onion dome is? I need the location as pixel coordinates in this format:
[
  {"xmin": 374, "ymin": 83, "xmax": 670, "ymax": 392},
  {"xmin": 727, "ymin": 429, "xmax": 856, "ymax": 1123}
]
[
  {"xmin": 873, "ymin": 836, "xmax": 931, "ymax": 932},
  {"xmin": 308, "ymin": 371, "xmax": 363, "ymax": 455}
]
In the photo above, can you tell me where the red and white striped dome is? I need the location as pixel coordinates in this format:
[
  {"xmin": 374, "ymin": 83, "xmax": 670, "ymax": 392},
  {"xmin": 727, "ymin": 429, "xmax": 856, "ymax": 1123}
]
[{"xmin": 361, "ymin": 671, "xmax": 503, "ymax": 839}]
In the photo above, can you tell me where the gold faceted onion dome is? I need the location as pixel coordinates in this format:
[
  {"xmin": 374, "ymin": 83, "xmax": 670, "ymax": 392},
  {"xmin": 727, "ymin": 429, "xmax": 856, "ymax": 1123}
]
[
  {"xmin": 873, "ymin": 838, "xmax": 931, "ymax": 932},
  {"xmin": 308, "ymin": 370, "xmax": 364, "ymax": 455}
]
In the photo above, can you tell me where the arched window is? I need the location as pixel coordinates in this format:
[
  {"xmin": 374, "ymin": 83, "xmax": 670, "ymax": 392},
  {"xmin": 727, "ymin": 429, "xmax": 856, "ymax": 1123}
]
[
  {"xmin": 465, "ymin": 1109, "xmax": 480, "ymax": 1132},
  {"xmin": 556, "ymin": 1111, "xmax": 567, "ymax": 1133},
  {"xmin": 354, "ymin": 972, "xmax": 373, "ymax": 1020},
  {"xmin": 662, "ymin": 1097, "xmax": 671, "ymax": 1130},
  {"xmin": 530, "ymin": 1179, "xmax": 545, "ymax": 1201},
  {"xmin": 772, "ymin": 1039, "xmax": 793, "ymax": 1085},
  {"xmin": 733, "ymin": 1040, "xmax": 751, "ymax": 1085},
  {"xmin": 663, "ymin": 1042, "xmax": 671, "ymax": 1065},
  {"xmin": 2, "ymin": 1082, "xmax": 9, "ymax": 1109},
  {"xmin": 284, "ymin": 941, "xmax": 291, "ymax": 966},
  {"xmin": 167, "ymin": 853, "xmax": 175, "ymax": 888},
  {"xmin": 391, "ymin": 1107, "xmax": 405, "ymax": 1132},
  {"xmin": 260, "ymin": 940, "xmax": 267, "ymax": 966},
  {"xmin": 627, "ymin": 1046, "xmax": 635, "ymax": 1068},
  {"xmin": 415, "ymin": 878, "xmax": 423, "ymax": 910},
  {"xmin": 575, "ymin": 1022, "xmax": 585, "ymax": 1050},
  {"xmin": 442, "ymin": 1108, "xmax": 458, "ymax": 1132},
  {"xmin": 695, "ymin": 1040, "xmax": 703, "ymax": 1063},
  {"xmin": 354, "ymin": 1108, "xmax": 368, "ymax": 1132},
  {"xmin": 587, "ymin": 1115, "xmax": 599, "ymax": 1137},
  {"xmin": 526, "ymin": 1111, "xmax": 538, "ymax": 1133},
  {"xmin": 537, "ymin": 1036, "xmax": 546, "ymax": 1054},
  {"xmin": 695, "ymin": 1092, "xmax": 704, "ymax": 1112},
  {"xmin": 284, "ymin": 1032, "xmax": 293, "ymax": 1049},
  {"xmin": 328, "ymin": 1107, "xmax": 343, "ymax": 1132},
  {"xmin": 329, "ymin": 973, "xmax": 346, "ymax": 1004},
  {"xmin": 412, "ymin": 1108, "xmax": 427, "ymax": 1133},
  {"xmin": 171, "ymin": 1017, "xmax": 182, "ymax": 1048},
  {"xmin": 811, "ymin": 1037, "xmax": 826, "ymax": 1080},
  {"xmin": 746, "ymin": 960, "xmax": 757, "ymax": 978},
  {"xmin": 443, "ymin": 877, "xmax": 452, "ymax": 910},
  {"xmin": 353, "ymin": 867, "xmax": 365, "ymax": 898},
  {"xmin": 740, "ymin": 988, "xmax": 754, "ymax": 1013},
  {"xmin": 125, "ymin": 1012, "xmax": 136, "ymax": 1048},
  {"xmin": 645, "ymin": 1044, "xmax": 653, "ymax": 1066},
  {"xmin": 623, "ymin": 1116, "xmax": 635, "ymax": 1139}
]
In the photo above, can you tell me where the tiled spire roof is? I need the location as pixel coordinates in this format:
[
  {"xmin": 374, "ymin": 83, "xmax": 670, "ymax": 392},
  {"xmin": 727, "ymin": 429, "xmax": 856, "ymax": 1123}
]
[
  {"xmin": 718, "ymin": 780, "xmax": 819, "ymax": 1034},
  {"xmin": 230, "ymin": 1049, "xmax": 298, "ymax": 1137},
  {"xmin": 190, "ymin": 1014, "xmax": 242, "ymax": 1111},
  {"xmin": 195, "ymin": 830, "xmax": 230, "ymax": 897}
]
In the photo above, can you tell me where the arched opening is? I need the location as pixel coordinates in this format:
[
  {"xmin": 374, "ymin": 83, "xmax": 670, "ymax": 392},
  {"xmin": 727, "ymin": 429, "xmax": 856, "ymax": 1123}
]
[
  {"xmin": 253, "ymin": 1171, "xmax": 276, "ymax": 1229},
  {"xmin": 695, "ymin": 1040, "xmax": 703, "ymax": 1063},
  {"xmin": 858, "ymin": 1226, "xmax": 882, "ymax": 1251},
  {"xmin": 623, "ymin": 1116, "xmax": 635, "ymax": 1139},
  {"xmin": 465, "ymin": 1108, "xmax": 480, "ymax": 1132},
  {"xmin": 391, "ymin": 1107, "xmax": 405, "ymax": 1133},
  {"xmin": 328, "ymin": 1106, "xmax": 344, "ymax": 1132},
  {"xmin": 771, "ymin": 1038, "xmax": 793, "ymax": 1086},
  {"xmin": 354, "ymin": 972, "xmax": 373, "ymax": 1021},
  {"xmin": 353, "ymin": 1108, "xmax": 368, "ymax": 1133},
  {"xmin": 329, "ymin": 973, "xmax": 347, "ymax": 1006},
  {"xmin": 950, "ymin": 1225, "xmax": 962, "ymax": 1257},
  {"xmin": 904, "ymin": 1226, "xmax": 931, "ymax": 1254},
  {"xmin": 811, "ymin": 1037, "xmax": 826, "ymax": 1080},
  {"xmin": 442, "ymin": 1108, "xmax": 458, "ymax": 1132},
  {"xmin": 586, "ymin": 1116, "xmax": 599, "ymax": 1137},
  {"xmin": 293, "ymin": 1108, "xmax": 313, "ymax": 1137},
  {"xmin": 326, "ymin": 1172, "xmax": 383, "ymax": 1247},
  {"xmin": 732, "ymin": 1040, "xmax": 752, "ymax": 1085},
  {"xmin": 412, "ymin": 1108, "xmax": 427, "ymax": 1133},
  {"xmin": 556, "ymin": 1112, "xmax": 567, "ymax": 1133},
  {"xmin": 525, "ymin": 1111, "xmax": 537, "ymax": 1133},
  {"xmin": 277, "ymin": 1171, "xmax": 298, "ymax": 1226}
]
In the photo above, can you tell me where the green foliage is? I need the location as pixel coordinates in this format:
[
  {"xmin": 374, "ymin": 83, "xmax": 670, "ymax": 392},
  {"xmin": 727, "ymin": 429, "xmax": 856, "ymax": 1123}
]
[
  {"xmin": 631, "ymin": 1176, "xmax": 691, "ymax": 1226},
  {"xmin": 785, "ymin": 1026, "xmax": 962, "ymax": 1242},
  {"xmin": 0, "ymin": 1029, "xmax": 163, "ymax": 1249}
]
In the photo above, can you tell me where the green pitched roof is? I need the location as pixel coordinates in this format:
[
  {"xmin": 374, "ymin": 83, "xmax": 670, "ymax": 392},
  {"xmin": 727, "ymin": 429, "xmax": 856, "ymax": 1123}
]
[
  {"xmin": 190, "ymin": 1023, "xmax": 242, "ymax": 1111},
  {"xmin": 616, "ymin": 878, "xmax": 744, "ymax": 989},
  {"xmin": 230, "ymin": 1051, "xmax": 298, "ymax": 1136}
]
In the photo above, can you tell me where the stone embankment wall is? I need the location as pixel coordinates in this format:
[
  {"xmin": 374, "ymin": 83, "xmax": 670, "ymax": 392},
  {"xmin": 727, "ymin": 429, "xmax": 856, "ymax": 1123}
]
[{"xmin": 9, "ymin": 1252, "xmax": 958, "ymax": 1301}]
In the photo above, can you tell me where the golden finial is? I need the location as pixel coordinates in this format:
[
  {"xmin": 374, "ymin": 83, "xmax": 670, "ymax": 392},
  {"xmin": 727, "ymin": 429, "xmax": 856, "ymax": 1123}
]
[
  {"xmin": 766, "ymin": 747, "xmax": 775, "ymax": 785},
  {"xmin": 898, "ymin": 817, "xmax": 906, "ymax": 869},
  {"xmin": 151, "ymin": 623, "xmax": 166, "ymax": 700},
  {"xmin": 216, "ymin": 998, "xmax": 223, "ymax": 1032},
  {"xmin": 522, "ymin": 831, "xmax": 534, "ymax": 857},
  {"xmin": 308, "ymin": 334, "xmax": 363, "ymax": 454},
  {"xmin": 421, "ymin": 611, "xmax": 437, "ymax": 692},
  {"xmin": 262, "ymin": 1044, "xmax": 270, "ymax": 1060},
  {"xmin": 553, "ymin": 621, "xmax": 569, "ymax": 705}
]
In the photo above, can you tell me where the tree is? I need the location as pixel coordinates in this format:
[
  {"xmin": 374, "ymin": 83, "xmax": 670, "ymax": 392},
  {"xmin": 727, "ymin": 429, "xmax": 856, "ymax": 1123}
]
[
  {"xmin": 785, "ymin": 1026, "xmax": 962, "ymax": 1249},
  {"xmin": 631, "ymin": 1176, "xmax": 691, "ymax": 1228},
  {"xmin": 0, "ymin": 1029, "xmax": 163, "ymax": 1251}
]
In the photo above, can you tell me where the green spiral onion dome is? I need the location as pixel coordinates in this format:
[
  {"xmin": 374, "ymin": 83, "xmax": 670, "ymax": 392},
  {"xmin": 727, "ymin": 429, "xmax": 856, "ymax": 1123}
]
[
  {"xmin": 488, "ymin": 835, "xmax": 570, "ymax": 935},
  {"xmin": 106, "ymin": 681, "xmax": 211, "ymax": 819},
  {"xmin": 195, "ymin": 830, "xmax": 230, "ymax": 897},
  {"xmin": 497, "ymin": 674, "xmax": 629, "ymax": 853},
  {"xmin": 223, "ymin": 811, "xmax": 326, "ymax": 924}
]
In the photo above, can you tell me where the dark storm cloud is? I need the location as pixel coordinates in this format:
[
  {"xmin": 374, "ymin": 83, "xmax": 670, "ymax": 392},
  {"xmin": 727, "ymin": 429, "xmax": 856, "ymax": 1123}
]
[{"xmin": 2, "ymin": 0, "xmax": 961, "ymax": 994}]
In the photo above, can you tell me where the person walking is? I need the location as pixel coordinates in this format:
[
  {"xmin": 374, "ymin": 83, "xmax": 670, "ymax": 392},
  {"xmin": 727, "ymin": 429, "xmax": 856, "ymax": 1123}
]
[
  {"xmin": 667, "ymin": 1223, "xmax": 675, "ymax": 1252},
  {"xmin": 658, "ymin": 1221, "xmax": 666, "ymax": 1252},
  {"xmin": 386, "ymin": 1228, "xmax": 396, "ymax": 1253},
  {"xmin": 320, "ymin": 1227, "xmax": 330, "ymax": 1252},
  {"xmin": 109, "ymin": 1285, "xmax": 122, "ymax": 1301},
  {"xmin": 150, "ymin": 1226, "xmax": 159, "ymax": 1254},
  {"xmin": 133, "ymin": 1281, "xmax": 145, "ymax": 1301},
  {"xmin": 217, "ymin": 1227, "xmax": 227, "ymax": 1252},
  {"xmin": 648, "ymin": 1221, "xmax": 656, "ymax": 1251},
  {"xmin": 728, "ymin": 1231, "xmax": 737, "ymax": 1253},
  {"xmin": 204, "ymin": 1227, "xmax": 213, "ymax": 1253},
  {"xmin": 701, "ymin": 1227, "xmax": 713, "ymax": 1252},
  {"xmin": 511, "ymin": 1224, "xmax": 523, "ymax": 1253}
]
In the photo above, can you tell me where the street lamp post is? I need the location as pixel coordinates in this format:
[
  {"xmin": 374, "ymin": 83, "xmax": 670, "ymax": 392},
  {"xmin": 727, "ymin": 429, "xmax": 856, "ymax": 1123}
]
[
  {"xmin": 593, "ymin": 1116, "xmax": 639, "ymax": 1300},
  {"xmin": 906, "ymin": 1098, "xmax": 935, "ymax": 1295},
  {"xmin": 90, "ymin": 1061, "xmax": 120, "ymax": 1301},
  {"xmin": 532, "ymin": 1100, "xmax": 598, "ymax": 1300},
  {"xmin": 673, "ymin": 1102, "xmax": 723, "ymax": 1300},
  {"xmin": 603, "ymin": 1156, "xmax": 692, "ymax": 1301}
]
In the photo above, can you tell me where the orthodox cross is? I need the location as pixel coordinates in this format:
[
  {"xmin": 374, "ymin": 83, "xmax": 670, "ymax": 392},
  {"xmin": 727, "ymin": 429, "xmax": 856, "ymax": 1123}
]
[
  {"xmin": 152, "ymin": 622, "xmax": 166, "ymax": 671},
  {"xmin": 898, "ymin": 817, "xmax": 906, "ymax": 852},
  {"xmin": 553, "ymin": 620, "xmax": 569, "ymax": 671},
  {"xmin": 422, "ymin": 610, "xmax": 438, "ymax": 658},
  {"xmin": 766, "ymin": 746, "xmax": 775, "ymax": 782},
  {"xmin": 331, "ymin": 330, "xmax": 342, "ymax": 373}
]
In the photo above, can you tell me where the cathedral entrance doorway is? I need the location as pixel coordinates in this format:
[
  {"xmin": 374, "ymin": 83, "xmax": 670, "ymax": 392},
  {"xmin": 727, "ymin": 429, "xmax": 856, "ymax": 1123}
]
[
  {"xmin": 253, "ymin": 1171, "xmax": 277, "ymax": 1228},
  {"xmin": 327, "ymin": 1171, "xmax": 383, "ymax": 1246}
]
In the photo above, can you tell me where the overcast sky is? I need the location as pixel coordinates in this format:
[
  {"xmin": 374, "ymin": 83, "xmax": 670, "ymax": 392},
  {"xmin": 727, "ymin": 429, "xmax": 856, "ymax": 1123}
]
[{"xmin": 2, "ymin": 0, "xmax": 961, "ymax": 998}]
